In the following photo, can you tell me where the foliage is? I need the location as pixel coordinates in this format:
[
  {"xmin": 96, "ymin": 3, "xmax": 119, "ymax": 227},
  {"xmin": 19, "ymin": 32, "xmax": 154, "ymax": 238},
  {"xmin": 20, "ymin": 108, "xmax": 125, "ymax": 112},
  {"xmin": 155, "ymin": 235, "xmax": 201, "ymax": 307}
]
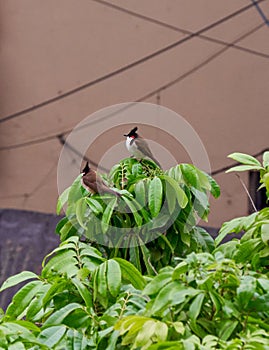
[
  {"xmin": 215, "ymin": 151, "xmax": 269, "ymax": 271},
  {"xmin": 0, "ymin": 236, "xmax": 147, "ymax": 349},
  {"xmin": 1, "ymin": 153, "xmax": 269, "ymax": 349},
  {"xmin": 56, "ymin": 158, "xmax": 219, "ymax": 273}
]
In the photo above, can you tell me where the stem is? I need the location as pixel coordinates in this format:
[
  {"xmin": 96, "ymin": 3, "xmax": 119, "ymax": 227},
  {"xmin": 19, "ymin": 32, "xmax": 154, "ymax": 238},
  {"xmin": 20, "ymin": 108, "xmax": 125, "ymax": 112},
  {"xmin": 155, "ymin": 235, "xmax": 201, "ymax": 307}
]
[{"xmin": 235, "ymin": 173, "xmax": 257, "ymax": 212}]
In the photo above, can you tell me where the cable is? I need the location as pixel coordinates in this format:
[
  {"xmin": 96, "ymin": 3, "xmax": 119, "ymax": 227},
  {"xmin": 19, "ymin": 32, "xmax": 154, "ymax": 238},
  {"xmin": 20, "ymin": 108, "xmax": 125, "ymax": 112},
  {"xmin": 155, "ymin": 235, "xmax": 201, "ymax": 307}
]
[
  {"xmin": 251, "ymin": 0, "xmax": 269, "ymax": 26},
  {"xmin": 92, "ymin": 0, "xmax": 269, "ymax": 59},
  {"xmin": 0, "ymin": 0, "xmax": 265, "ymax": 124},
  {"xmin": 57, "ymin": 135, "xmax": 109, "ymax": 172},
  {"xmin": 0, "ymin": 21, "xmax": 265, "ymax": 152}
]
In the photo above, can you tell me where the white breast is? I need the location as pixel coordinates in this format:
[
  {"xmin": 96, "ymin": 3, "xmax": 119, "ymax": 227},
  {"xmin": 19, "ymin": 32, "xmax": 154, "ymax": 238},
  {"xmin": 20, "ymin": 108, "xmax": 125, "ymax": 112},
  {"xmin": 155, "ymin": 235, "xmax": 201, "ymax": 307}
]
[{"xmin": 126, "ymin": 137, "xmax": 144, "ymax": 159}]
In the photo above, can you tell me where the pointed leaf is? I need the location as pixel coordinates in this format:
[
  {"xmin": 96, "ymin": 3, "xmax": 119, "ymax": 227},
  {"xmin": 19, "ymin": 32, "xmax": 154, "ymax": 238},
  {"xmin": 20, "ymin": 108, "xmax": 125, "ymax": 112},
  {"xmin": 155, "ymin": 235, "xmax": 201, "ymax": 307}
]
[
  {"xmin": 38, "ymin": 325, "xmax": 66, "ymax": 347},
  {"xmin": 263, "ymin": 151, "xmax": 269, "ymax": 168},
  {"xmin": 107, "ymin": 259, "xmax": 121, "ymax": 297},
  {"xmin": 228, "ymin": 153, "xmax": 261, "ymax": 166},
  {"xmin": 226, "ymin": 165, "xmax": 263, "ymax": 173},
  {"xmin": 57, "ymin": 186, "xmax": 71, "ymax": 214},
  {"xmin": 113, "ymin": 258, "xmax": 146, "ymax": 290},
  {"xmin": 101, "ymin": 197, "xmax": 117, "ymax": 233},
  {"xmin": 160, "ymin": 175, "xmax": 188, "ymax": 208},
  {"xmin": 148, "ymin": 177, "xmax": 163, "ymax": 217},
  {"xmin": 44, "ymin": 303, "xmax": 83, "ymax": 326},
  {"xmin": 0, "ymin": 271, "xmax": 38, "ymax": 292},
  {"xmin": 76, "ymin": 198, "xmax": 87, "ymax": 229},
  {"xmin": 134, "ymin": 181, "xmax": 146, "ymax": 207}
]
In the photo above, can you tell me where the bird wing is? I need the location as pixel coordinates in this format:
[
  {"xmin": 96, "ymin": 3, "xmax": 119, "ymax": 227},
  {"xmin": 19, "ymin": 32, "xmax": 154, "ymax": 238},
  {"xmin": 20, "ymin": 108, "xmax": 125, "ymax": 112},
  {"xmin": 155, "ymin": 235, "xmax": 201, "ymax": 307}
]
[{"xmin": 135, "ymin": 137, "xmax": 154, "ymax": 158}]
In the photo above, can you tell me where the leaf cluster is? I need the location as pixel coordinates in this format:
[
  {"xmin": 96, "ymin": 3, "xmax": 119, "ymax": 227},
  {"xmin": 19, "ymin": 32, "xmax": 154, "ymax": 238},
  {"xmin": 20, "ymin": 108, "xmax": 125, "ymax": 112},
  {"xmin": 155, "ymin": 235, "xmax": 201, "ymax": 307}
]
[{"xmin": 56, "ymin": 158, "xmax": 219, "ymax": 273}]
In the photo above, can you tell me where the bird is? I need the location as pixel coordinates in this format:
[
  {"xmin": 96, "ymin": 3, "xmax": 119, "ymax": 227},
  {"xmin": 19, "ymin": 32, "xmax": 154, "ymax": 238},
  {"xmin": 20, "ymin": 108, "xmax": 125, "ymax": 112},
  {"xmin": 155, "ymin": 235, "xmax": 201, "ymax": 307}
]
[
  {"xmin": 81, "ymin": 162, "xmax": 121, "ymax": 197},
  {"xmin": 124, "ymin": 127, "xmax": 161, "ymax": 167}
]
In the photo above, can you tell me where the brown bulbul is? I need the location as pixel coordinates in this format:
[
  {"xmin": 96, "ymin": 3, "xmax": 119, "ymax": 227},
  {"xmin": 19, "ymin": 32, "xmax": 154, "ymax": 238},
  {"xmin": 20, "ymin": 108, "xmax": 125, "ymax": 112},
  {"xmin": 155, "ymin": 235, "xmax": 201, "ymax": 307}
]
[{"xmin": 81, "ymin": 162, "xmax": 120, "ymax": 197}]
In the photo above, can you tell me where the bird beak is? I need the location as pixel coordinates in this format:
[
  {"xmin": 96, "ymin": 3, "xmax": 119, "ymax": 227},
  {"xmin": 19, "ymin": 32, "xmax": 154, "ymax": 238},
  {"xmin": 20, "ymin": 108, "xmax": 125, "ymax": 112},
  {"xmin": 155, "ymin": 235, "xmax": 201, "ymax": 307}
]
[{"xmin": 123, "ymin": 134, "xmax": 128, "ymax": 137}]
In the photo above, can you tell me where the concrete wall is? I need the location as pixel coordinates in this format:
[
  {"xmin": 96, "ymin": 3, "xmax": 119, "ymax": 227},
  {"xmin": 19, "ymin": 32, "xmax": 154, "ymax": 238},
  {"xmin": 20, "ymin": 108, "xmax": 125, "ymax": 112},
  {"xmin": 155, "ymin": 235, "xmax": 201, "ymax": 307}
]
[{"xmin": 1, "ymin": 1, "xmax": 269, "ymax": 227}]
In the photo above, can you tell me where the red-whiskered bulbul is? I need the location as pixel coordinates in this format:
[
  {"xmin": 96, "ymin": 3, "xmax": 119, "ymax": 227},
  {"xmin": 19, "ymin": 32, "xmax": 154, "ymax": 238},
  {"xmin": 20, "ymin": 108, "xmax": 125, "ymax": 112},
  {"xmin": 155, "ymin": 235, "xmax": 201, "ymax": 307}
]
[
  {"xmin": 124, "ymin": 127, "xmax": 161, "ymax": 167},
  {"xmin": 81, "ymin": 162, "xmax": 121, "ymax": 197}
]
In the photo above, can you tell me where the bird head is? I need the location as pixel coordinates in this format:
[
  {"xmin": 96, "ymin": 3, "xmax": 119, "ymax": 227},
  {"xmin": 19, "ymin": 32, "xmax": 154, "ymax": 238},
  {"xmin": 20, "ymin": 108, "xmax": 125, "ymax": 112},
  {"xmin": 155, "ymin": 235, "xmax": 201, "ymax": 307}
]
[
  {"xmin": 82, "ymin": 161, "xmax": 90, "ymax": 174},
  {"xmin": 124, "ymin": 126, "xmax": 138, "ymax": 138}
]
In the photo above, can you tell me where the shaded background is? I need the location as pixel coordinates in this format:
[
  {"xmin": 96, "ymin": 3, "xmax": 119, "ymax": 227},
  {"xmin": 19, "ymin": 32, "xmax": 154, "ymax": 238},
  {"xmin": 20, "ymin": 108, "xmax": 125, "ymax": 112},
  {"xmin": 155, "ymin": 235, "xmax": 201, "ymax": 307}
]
[{"xmin": 1, "ymin": 0, "xmax": 269, "ymax": 227}]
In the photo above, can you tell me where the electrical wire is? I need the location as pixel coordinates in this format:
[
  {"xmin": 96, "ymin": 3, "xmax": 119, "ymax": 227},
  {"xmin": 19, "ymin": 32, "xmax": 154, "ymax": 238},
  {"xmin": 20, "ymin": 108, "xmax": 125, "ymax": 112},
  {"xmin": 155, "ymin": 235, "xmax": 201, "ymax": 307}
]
[
  {"xmin": 92, "ymin": 0, "xmax": 269, "ymax": 59},
  {"xmin": 0, "ymin": 21, "xmax": 265, "ymax": 152},
  {"xmin": 0, "ymin": 0, "xmax": 265, "ymax": 124},
  {"xmin": 251, "ymin": 0, "xmax": 269, "ymax": 26}
]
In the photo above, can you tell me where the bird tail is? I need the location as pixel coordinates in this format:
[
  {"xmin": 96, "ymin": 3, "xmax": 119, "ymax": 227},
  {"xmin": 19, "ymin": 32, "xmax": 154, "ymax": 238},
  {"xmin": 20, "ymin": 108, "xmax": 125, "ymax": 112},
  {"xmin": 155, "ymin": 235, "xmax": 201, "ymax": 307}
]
[{"xmin": 150, "ymin": 156, "xmax": 162, "ymax": 169}]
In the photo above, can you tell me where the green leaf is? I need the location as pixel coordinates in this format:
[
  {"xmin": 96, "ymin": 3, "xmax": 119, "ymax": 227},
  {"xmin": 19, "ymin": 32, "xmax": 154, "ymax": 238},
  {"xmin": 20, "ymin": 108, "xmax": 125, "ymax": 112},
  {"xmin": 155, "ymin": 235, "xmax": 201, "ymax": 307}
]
[
  {"xmin": 228, "ymin": 153, "xmax": 262, "ymax": 166},
  {"xmin": 42, "ymin": 250, "xmax": 79, "ymax": 278},
  {"xmin": 122, "ymin": 196, "xmax": 143, "ymax": 226},
  {"xmin": 94, "ymin": 261, "xmax": 108, "ymax": 305},
  {"xmin": 68, "ymin": 174, "xmax": 85, "ymax": 203},
  {"xmin": 107, "ymin": 259, "xmax": 121, "ymax": 297},
  {"xmin": 194, "ymin": 227, "xmax": 215, "ymax": 252},
  {"xmin": 236, "ymin": 276, "xmax": 256, "ymax": 309},
  {"xmin": 101, "ymin": 197, "xmax": 118, "ymax": 233},
  {"xmin": 172, "ymin": 262, "xmax": 188, "ymax": 280},
  {"xmin": 160, "ymin": 175, "xmax": 188, "ymax": 208},
  {"xmin": 71, "ymin": 277, "xmax": 93, "ymax": 310},
  {"xmin": 218, "ymin": 320, "xmax": 238, "ymax": 341},
  {"xmin": 85, "ymin": 197, "xmax": 103, "ymax": 215},
  {"xmin": 113, "ymin": 258, "xmax": 146, "ymax": 290},
  {"xmin": 38, "ymin": 325, "xmax": 66, "ymax": 347},
  {"xmin": 6, "ymin": 281, "xmax": 44, "ymax": 319},
  {"xmin": 144, "ymin": 270, "xmax": 173, "ymax": 296},
  {"xmin": 75, "ymin": 198, "xmax": 87, "ymax": 229},
  {"xmin": 206, "ymin": 174, "xmax": 220, "ymax": 198},
  {"xmin": 180, "ymin": 164, "xmax": 199, "ymax": 187},
  {"xmin": 134, "ymin": 180, "xmax": 146, "ymax": 207},
  {"xmin": 151, "ymin": 281, "xmax": 199, "ymax": 316},
  {"xmin": 263, "ymin": 151, "xmax": 269, "ymax": 168},
  {"xmin": 189, "ymin": 293, "xmax": 205, "ymax": 321},
  {"xmin": 57, "ymin": 186, "xmax": 71, "ymax": 214},
  {"xmin": 215, "ymin": 217, "xmax": 244, "ymax": 246},
  {"xmin": 0, "ymin": 271, "xmax": 38, "ymax": 292},
  {"xmin": 226, "ymin": 165, "xmax": 263, "ymax": 173},
  {"xmin": 148, "ymin": 177, "xmax": 163, "ymax": 217},
  {"xmin": 44, "ymin": 303, "xmax": 83, "ymax": 326},
  {"xmin": 261, "ymin": 223, "xmax": 269, "ymax": 244}
]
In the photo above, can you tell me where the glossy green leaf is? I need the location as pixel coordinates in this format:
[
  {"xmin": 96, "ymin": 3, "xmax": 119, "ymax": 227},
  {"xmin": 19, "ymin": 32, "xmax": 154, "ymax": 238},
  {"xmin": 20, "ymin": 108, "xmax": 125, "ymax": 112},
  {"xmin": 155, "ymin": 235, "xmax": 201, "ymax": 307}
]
[
  {"xmin": 44, "ymin": 303, "xmax": 83, "ymax": 326},
  {"xmin": 107, "ymin": 259, "xmax": 121, "ymax": 297},
  {"xmin": 189, "ymin": 293, "xmax": 205, "ymax": 321},
  {"xmin": 122, "ymin": 196, "xmax": 143, "ymax": 226},
  {"xmin": 236, "ymin": 276, "xmax": 256, "ymax": 309},
  {"xmin": 75, "ymin": 198, "xmax": 87, "ymax": 229},
  {"xmin": 101, "ymin": 197, "xmax": 117, "ymax": 233},
  {"xmin": 38, "ymin": 325, "xmax": 66, "ymax": 349},
  {"xmin": 0, "ymin": 271, "xmax": 38, "ymax": 292},
  {"xmin": 226, "ymin": 164, "xmax": 263, "ymax": 173},
  {"xmin": 160, "ymin": 175, "xmax": 188, "ymax": 208},
  {"xmin": 85, "ymin": 197, "xmax": 103, "ymax": 215},
  {"xmin": 149, "ymin": 177, "xmax": 163, "ymax": 217},
  {"xmin": 228, "ymin": 152, "xmax": 262, "ymax": 166},
  {"xmin": 6, "ymin": 281, "xmax": 44, "ymax": 319},
  {"xmin": 57, "ymin": 186, "xmax": 71, "ymax": 214},
  {"xmin": 144, "ymin": 270, "xmax": 173, "ymax": 296},
  {"xmin": 113, "ymin": 258, "xmax": 146, "ymax": 290},
  {"xmin": 71, "ymin": 277, "xmax": 93, "ymax": 310},
  {"xmin": 134, "ymin": 180, "xmax": 146, "ymax": 207},
  {"xmin": 38, "ymin": 325, "xmax": 66, "ymax": 347},
  {"xmin": 263, "ymin": 151, "xmax": 269, "ymax": 168}
]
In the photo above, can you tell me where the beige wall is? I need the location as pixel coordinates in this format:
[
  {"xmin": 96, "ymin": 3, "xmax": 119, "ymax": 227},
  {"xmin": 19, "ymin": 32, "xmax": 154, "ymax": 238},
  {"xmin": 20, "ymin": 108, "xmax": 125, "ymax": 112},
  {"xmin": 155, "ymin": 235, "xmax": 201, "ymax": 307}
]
[{"xmin": 1, "ymin": 0, "xmax": 269, "ymax": 227}]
